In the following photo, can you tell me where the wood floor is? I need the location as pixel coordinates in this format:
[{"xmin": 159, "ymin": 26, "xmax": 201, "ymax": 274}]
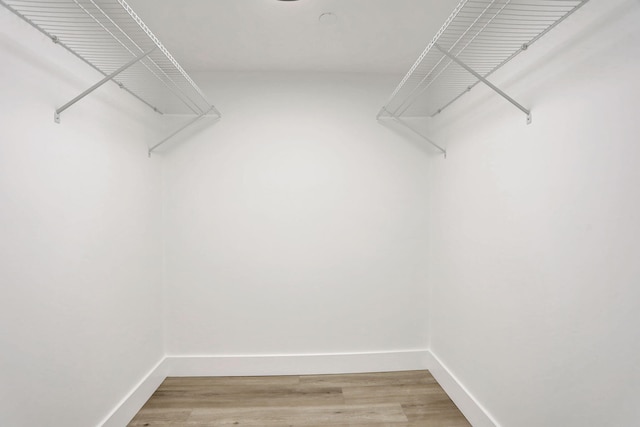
[{"xmin": 128, "ymin": 370, "xmax": 471, "ymax": 426}]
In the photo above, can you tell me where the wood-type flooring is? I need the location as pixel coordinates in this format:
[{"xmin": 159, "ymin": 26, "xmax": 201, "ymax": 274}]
[{"xmin": 128, "ymin": 370, "xmax": 471, "ymax": 426}]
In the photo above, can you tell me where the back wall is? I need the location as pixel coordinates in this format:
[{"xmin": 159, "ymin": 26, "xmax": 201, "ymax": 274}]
[{"xmin": 160, "ymin": 72, "xmax": 432, "ymax": 369}]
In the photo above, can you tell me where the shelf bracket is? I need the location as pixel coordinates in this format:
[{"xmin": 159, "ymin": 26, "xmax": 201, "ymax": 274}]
[
  {"xmin": 54, "ymin": 47, "xmax": 156, "ymax": 123},
  {"xmin": 148, "ymin": 108, "xmax": 219, "ymax": 156},
  {"xmin": 378, "ymin": 109, "xmax": 447, "ymax": 158},
  {"xmin": 434, "ymin": 43, "xmax": 532, "ymax": 125}
]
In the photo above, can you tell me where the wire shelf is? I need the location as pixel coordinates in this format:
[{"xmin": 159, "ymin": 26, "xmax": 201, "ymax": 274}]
[
  {"xmin": 380, "ymin": 0, "xmax": 590, "ymax": 120},
  {"xmin": 1, "ymin": 0, "xmax": 219, "ymax": 117}
]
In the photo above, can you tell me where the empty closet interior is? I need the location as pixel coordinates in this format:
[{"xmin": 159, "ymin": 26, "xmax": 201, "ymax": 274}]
[{"xmin": 1, "ymin": 0, "xmax": 639, "ymax": 426}]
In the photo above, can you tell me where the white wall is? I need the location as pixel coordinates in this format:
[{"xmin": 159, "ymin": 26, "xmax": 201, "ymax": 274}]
[
  {"xmin": 7, "ymin": 0, "xmax": 639, "ymax": 425},
  {"xmin": 426, "ymin": 1, "xmax": 640, "ymax": 426},
  {"xmin": 160, "ymin": 72, "xmax": 431, "ymax": 363},
  {"xmin": 0, "ymin": 10, "xmax": 164, "ymax": 427}
]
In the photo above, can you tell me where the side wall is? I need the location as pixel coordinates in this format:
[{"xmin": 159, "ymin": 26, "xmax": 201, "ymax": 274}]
[
  {"xmin": 427, "ymin": 1, "xmax": 640, "ymax": 426},
  {"xmin": 0, "ymin": 10, "xmax": 164, "ymax": 427},
  {"xmin": 161, "ymin": 72, "xmax": 432, "ymax": 372}
]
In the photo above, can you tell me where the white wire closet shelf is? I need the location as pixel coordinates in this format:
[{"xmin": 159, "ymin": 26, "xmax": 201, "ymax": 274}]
[
  {"xmin": 1, "ymin": 0, "xmax": 220, "ymax": 154},
  {"xmin": 378, "ymin": 0, "xmax": 590, "ymax": 156}
]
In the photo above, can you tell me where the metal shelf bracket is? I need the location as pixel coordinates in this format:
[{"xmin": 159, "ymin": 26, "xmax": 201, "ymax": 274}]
[
  {"xmin": 54, "ymin": 48, "xmax": 156, "ymax": 124},
  {"xmin": 148, "ymin": 108, "xmax": 220, "ymax": 156},
  {"xmin": 434, "ymin": 44, "xmax": 531, "ymax": 125}
]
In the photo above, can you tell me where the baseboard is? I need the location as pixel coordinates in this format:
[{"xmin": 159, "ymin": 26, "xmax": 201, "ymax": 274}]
[
  {"xmin": 425, "ymin": 350, "xmax": 499, "ymax": 427},
  {"xmin": 99, "ymin": 350, "xmax": 497, "ymax": 427},
  {"xmin": 100, "ymin": 357, "xmax": 169, "ymax": 427},
  {"xmin": 165, "ymin": 350, "xmax": 430, "ymax": 376}
]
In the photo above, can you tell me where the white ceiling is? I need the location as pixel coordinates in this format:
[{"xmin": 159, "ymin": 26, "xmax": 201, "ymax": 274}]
[{"xmin": 126, "ymin": 0, "xmax": 462, "ymax": 73}]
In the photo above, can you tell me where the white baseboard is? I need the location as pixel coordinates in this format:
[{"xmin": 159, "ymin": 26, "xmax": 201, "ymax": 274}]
[
  {"xmin": 100, "ymin": 357, "xmax": 169, "ymax": 427},
  {"xmin": 425, "ymin": 351, "xmax": 499, "ymax": 427},
  {"xmin": 99, "ymin": 350, "xmax": 498, "ymax": 427},
  {"xmin": 165, "ymin": 350, "xmax": 430, "ymax": 377}
]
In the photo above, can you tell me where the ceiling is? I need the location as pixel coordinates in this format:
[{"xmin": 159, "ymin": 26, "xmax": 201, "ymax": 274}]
[{"xmin": 126, "ymin": 0, "xmax": 462, "ymax": 74}]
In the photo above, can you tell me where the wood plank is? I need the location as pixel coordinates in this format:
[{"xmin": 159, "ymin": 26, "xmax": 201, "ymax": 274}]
[
  {"xmin": 342, "ymin": 383, "xmax": 447, "ymax": 405},
  {"xmin": 143, "ymin": 386, "xmax": 345, "ymax": 409},
  {"xmin": 160, "ymin": 376, "xmax": 300, "ymax": 388},
  {"xmin": 299, "ymin": 370, "xmax": 437, "ymax": 387},
  {"xmin": 127, "ymin": 408, "xmax": 191, "ymax": 426},
  {"xmin": 187, "ymin": 403, "xmax": 408, "ymax": 426},
  {"xmin": 402, "ymin": 402, "xmax": 472, "ymax": 426}
]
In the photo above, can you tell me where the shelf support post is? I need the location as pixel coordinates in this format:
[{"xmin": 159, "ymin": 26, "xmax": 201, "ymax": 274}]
[
  {"xmin": 148, "ymin": 108, "xmax": 219, "ymax": 156},
  {"xmin": 54, "ymin": 47, "xmax": 156, "ymax": 123},
  {"xmin": 434, "ymin": 43, "xmax": 532, "ymax": 124}
]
